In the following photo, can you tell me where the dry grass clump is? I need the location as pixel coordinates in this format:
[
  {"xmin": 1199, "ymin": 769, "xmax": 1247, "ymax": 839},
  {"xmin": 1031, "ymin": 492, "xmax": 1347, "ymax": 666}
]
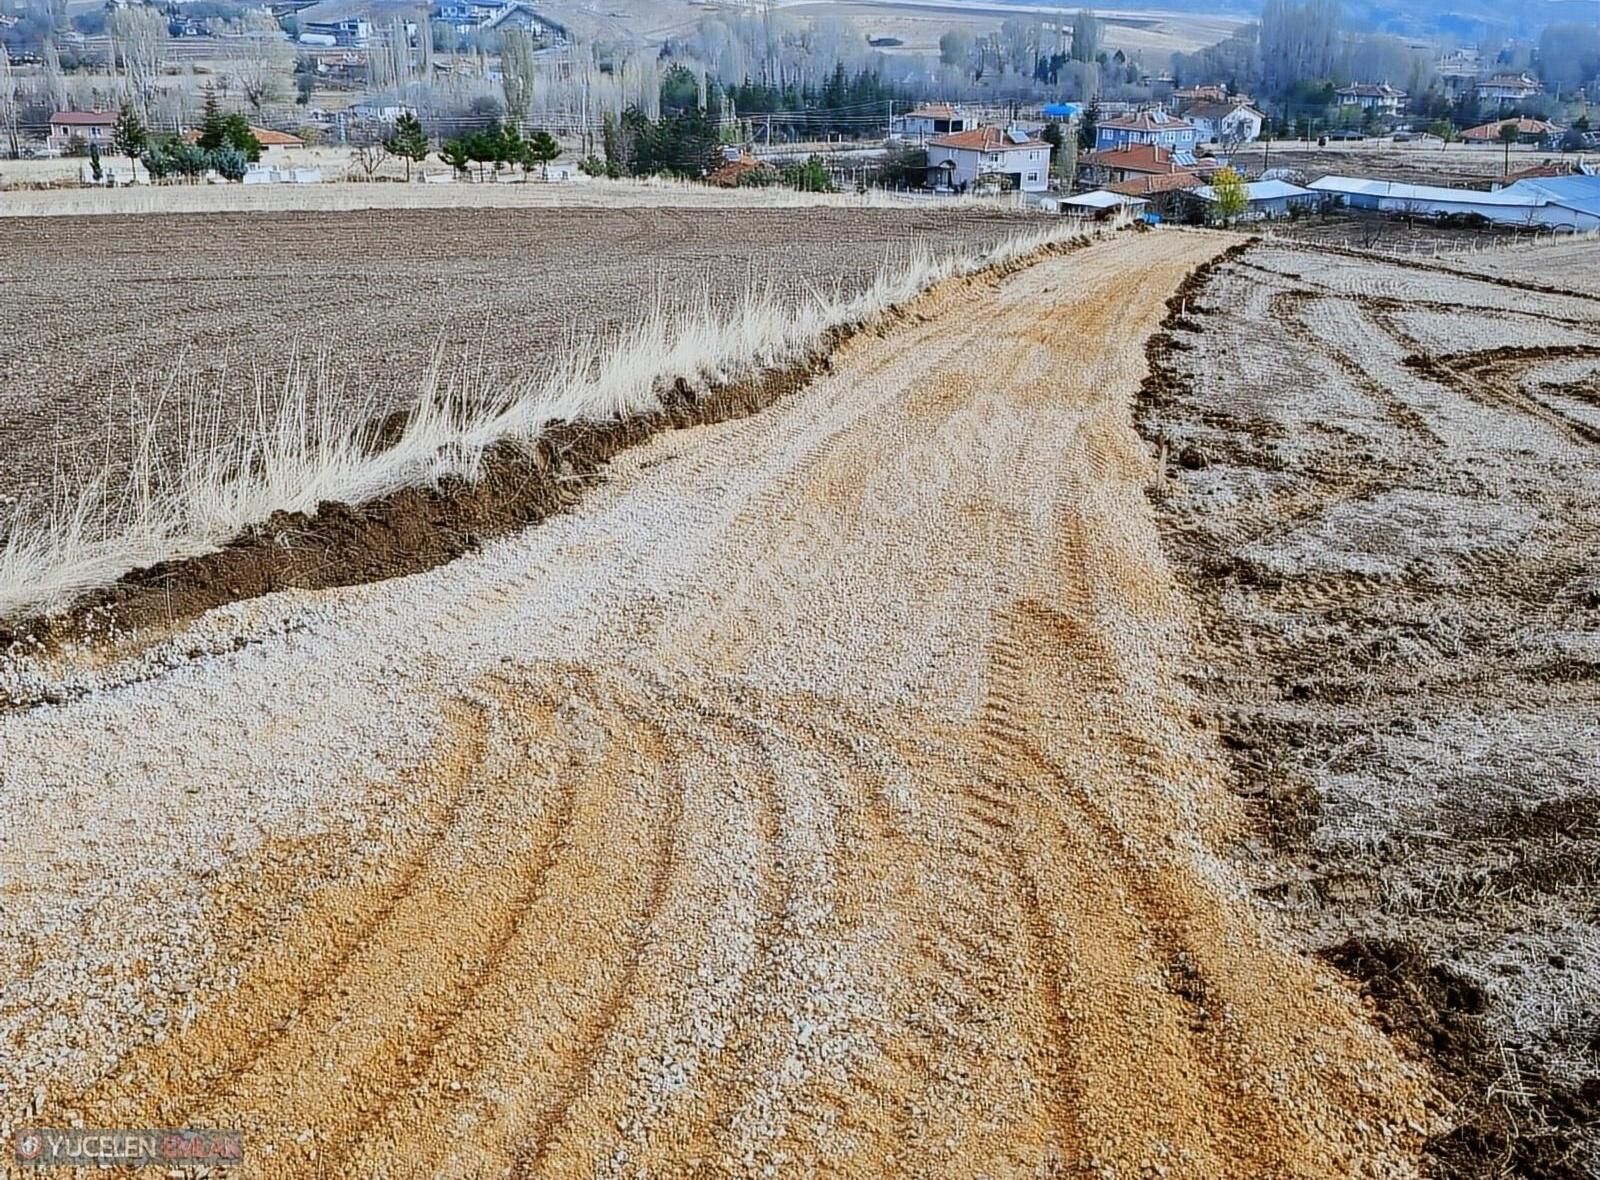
[{"xmin": 0, "ymin": 219, "xmax": 1103, "ymax": 622}]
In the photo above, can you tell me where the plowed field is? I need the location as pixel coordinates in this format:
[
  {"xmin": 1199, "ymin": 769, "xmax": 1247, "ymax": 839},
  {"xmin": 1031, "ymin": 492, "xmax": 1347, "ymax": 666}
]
[{"xmin": 1, "ymin": 231, "xmax": 1438, "ymax": 1177}]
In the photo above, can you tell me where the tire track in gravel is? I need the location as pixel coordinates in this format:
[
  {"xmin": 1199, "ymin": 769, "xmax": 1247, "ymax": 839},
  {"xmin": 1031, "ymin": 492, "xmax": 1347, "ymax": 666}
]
[{"xmin": 15, "ymin": 230, "xmax": 1443, "ymax": 1178}]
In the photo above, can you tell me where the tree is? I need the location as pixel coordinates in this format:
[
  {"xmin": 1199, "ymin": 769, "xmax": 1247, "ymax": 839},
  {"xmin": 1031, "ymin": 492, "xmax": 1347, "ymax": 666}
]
[
  {"xmin": 112, "ymin": 101, "xmax": 147, "ymax": 179},
  {"xmin": 499, "ymin": 28, "xmax": 537, "ymax": 125},
  {"xmin": 1210, "ymin": 165, "xmax": 1248, "ymax": 224},
  {"xmin": 210, "ymin": 145, "xmax": 248, "ymax": 181},
  {"xmin": 1497, "ymin": 120, "xmax": 1519, "ymax": 176},
  {"xmin": 108, "ymin": 5, "xmax": 166, "ymax": 119},
  {"xmin": 385, "ymin": 112, "xmax": 429, "ymax": 180},
  {"xmin": 783, "ymin": 153, "xmax": 834, "ymax": 192},
  {"xmin": 1427, "ymin": 119, "xmax": 1454, "ymax": 150},
  {"xmin": 523, "ymin": 128, "xmax": 559, "ymax": 179},
  {"xmin": 227, "ymin": 10, "xmax": 292, "ymax": 111},
  {"xmin": 88, "ymin": 141, "xmax": 103, "ymax": 182},
  {"xmin": 352, "ymin": 141, "xmax": 391, "ymax": 179},
  {"xmin": 0, "ymin": 45, "xmax": 17, "ymax": 162},
  {"xmin": 439, "ymin": 137, "xmax": 471, "ymax": 176},
  {"xmin": 938, "ymin": 29, "xmax": 972, "ymax": 68},
  {"xmin": 1070, "ymin": 8, "xmax": 1099, "ymax": 63},
  {"xmin": 1079, "ymin": 97, "xmax": 1100, "ymax": 151}
]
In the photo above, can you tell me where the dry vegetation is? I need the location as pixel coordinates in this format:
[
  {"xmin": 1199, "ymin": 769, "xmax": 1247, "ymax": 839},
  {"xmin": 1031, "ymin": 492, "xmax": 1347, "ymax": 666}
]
[
  {"xmin": 0, "ymin": 204, "xmax": 1046, "ymax": 621},
  {"xmin": 1141, "ymin": 236, "xmax": 1600, "ymax": 1177}
]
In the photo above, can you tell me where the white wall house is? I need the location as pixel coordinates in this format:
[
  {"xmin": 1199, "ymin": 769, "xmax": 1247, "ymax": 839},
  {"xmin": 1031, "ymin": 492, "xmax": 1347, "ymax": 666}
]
[
  {"xmin": 1335, "ymin": 83, "xmax": 1407, "ymax": 115},
  {"xmin": 1183, "ymin": 101, "xmax": 1265, "ymax": 144},
  {"xmin": 892, "ymin": 104, "xmax": 974, "ymax": 141},
  {"xmin": 1477, "ymin": 73, "xmax": 1542, "ymax": 104},
  {"xmin": 926, "ymin": 126, "xmax": 1052, "ymax": 193}
]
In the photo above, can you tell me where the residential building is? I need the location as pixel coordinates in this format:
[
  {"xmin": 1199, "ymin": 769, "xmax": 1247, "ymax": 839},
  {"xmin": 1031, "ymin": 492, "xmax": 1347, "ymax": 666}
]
[
  {"xmin": 1093, "ymin": 110, "xmax": 1197, "ymax": 152},
  {"xmin": 1477, "ymin": 73, "xmax": 1542, "ymax": 104},
  {"xmin": 1078, "ymin": 142, "xmax": 1213, "ymax": 186},
  {"xmin": 925, "ymin": 125, "xmax": 1052, "ymax": 193},
  {"xmin": 1104, "ymin": 170, "xmax": 1205, "ymax": 218},
  {"xmin": 434, "ymin": 0, "xmax": 561, "ymax": 36},
  {"xmin": 1460, "ymin": 117, "xmax": 1562, "ymax": 144},
  {"xmin": 1181, "ymin": 100, "xmax": 1265, "ymax": 144},
  {"xmin": 892, "ymin": 104, "xmax": 974, "ymax": 141},
  {"xmin": 1436, "ymin": 50, "xmax": 1481, "ymax": 97},
  {"xmin": 1056, "ymin": 189, "xmax": 1149, "ymax": 218},
  {"xmin": 48, "ymin": 111, "xmax": 118, "ymax": 151},
  {"xmin": 1335, "ymin": 83, "xmax": 1407, "ymax": 115},
  {"xmin": 1191, "ymin": 178, "xmax": 1318, "ymax": 219},
  {"xmin": 301, "ymin": 17, "xmax": 370, "ymax": 46}
]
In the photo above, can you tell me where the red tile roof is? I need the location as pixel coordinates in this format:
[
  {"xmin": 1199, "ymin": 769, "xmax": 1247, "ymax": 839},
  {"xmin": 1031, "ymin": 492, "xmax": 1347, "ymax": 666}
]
[
  {"xmin": 51, "ymin": 110, "xmax": 118, "ymax": 126},
  {"xmin": 1461, "ymin": 117, "xmax": 1562, "ymax": 141},
  {"xmin": 1105, "ymin": 171, "xmax": 1205, "ymax": 196},
  {"xmin": 1080, "ymin": 143, "xmax": 1211, "ymax": 176},
  {"xmin": 928, "ymin": 126, "xmax": 1049, "ymax": 153},
  {"xmin": 1097, "ymin": 111, "xmax": 1194, "ymax": 133}
]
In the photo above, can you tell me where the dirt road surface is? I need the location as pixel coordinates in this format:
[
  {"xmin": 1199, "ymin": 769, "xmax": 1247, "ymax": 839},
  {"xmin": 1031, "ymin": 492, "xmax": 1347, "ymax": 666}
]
[{"xmin": 0, "ymin": 231, "xmax": 1435, "ymax": 1177}]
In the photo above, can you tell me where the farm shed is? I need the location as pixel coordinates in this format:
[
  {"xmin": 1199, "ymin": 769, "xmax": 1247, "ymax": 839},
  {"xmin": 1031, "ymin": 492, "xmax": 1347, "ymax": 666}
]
[
  {"xmin": 1056, "ymin": 190, "xmax": 1150, "ymax": 218},
  {"xmin": 1309, "ymin": 175, "xmax": 1600, "ymax": 230},
  {"xmin": 1192, "ymin": 178, "xmax": 1318, "ymax": 218}
]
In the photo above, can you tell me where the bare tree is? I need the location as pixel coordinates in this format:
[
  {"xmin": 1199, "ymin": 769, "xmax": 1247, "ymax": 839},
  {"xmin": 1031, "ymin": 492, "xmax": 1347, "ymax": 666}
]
[
  {"xmin": 108, "ymin": 5, "xmax": 167, "ymax": 119},
  {"xmin": 227, "ymin": 11, "xmax": 293, "ymax": 112},
  {"xmin": 351, "ymin": 141, "xmax": 391, "ymax": 179},
  {"xmin": 0, "ymin": 46, "xmax": 18, "ymax": 160},
  {"xmin": 500, "ymin": 28, "xmax": 537, "ymax": 127},
  {"xmin": 42, "ymin": 38, "xmax": 67, "ymax": 114}
]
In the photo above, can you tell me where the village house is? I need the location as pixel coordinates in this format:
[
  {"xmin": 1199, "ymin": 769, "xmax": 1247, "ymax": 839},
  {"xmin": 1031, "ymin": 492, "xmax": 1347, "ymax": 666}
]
[
  {"xmin": 1477, "ymin": 73, "xmax": 1542, "ymax": 105},
  {"xmin": 1335, "ymin": 83, "xmax": 1407, "ymax": 116},
  {"xmin": 48, "ymin": 111, "xmax": 118, "ymax": 152},
  {"xmin": 1436, "ymin": 50, "xmax": 1482, "ymax": 97},
  {"xmin": 1181, "ymin": 100, "xmax": 1265, "ymax": 144},
  {"xmin": 1078, "ymin": 142, "xmax": 1214, "ymax": 187},
  {"xmin": 299, "ymin": 16, "xmax": 370, "ymax": 46},
  {"xmin": 1103, "ymin": 170, "xmax": 1205, "ymax": 219},
  {"xmin": 925, "ymin": 125, "xmax": 1051, "ymax": 193},
  {"xmin": 1460, "ymin": 116, "xmax": 1563, "ymax": 144},
  {"xmin": 1093, "ymin": 110, "xmax": 1197, "ymax": 153},
  {"xmin": 892, "ymin": 103, "xmax": 974, "ymax": 141}
]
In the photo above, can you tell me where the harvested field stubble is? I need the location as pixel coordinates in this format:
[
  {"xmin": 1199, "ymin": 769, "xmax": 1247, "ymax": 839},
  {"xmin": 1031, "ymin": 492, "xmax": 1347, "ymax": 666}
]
[
  {"xmin": 0, "ymin": 231, "xmax": 1439, "ymax": 1177},
  {"xmin": 0, "ymin": 205, "xmax": 1043, "ymax": 625},
  {"xmin": 1139, "ymin": 236, "xmax": 1600, "ymax": 1177}
]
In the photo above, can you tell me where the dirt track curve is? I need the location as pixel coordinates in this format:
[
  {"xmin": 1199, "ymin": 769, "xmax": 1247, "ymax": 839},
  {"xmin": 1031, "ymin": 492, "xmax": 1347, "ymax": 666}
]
[{"xmin": 1, "ymin": 230, "xmax": 1436, "ymax": 1178}]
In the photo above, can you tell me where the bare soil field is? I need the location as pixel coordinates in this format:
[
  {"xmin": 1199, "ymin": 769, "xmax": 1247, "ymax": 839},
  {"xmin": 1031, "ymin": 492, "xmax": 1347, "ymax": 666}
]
[
  {"xmin": 0, "ymin": 204, "xmax": 1030, "ymax": 510},
  {"xmin": 1140, "ymin": 236, "xmax": 1600, "ymax": 1175},
  {"xmin": 0, "ymin": 231, "xmax": 1443, "ymax": 1177}
]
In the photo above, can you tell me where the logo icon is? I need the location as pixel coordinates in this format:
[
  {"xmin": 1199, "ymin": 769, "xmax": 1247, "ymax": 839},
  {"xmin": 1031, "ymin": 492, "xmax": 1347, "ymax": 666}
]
[{"xmin": 16, "ymin": 1132, "xmax": 44, "ymax": 1161}]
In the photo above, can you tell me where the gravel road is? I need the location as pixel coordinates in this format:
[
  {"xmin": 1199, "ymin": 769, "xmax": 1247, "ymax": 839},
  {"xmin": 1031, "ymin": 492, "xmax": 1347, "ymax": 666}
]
[{"xmin": 0, "ymin": 230, "xmax": 1436, "ymax": 1177}]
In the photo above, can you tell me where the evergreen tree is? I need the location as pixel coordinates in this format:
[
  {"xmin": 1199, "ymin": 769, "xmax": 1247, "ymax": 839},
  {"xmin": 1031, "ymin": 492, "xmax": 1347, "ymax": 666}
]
[
  {"xmin": 384, "ymin": 112, "xmax": 429, "ymax": 181},
  {"xmin": 112, "ymin": 100, "xmax": 147, "ymax": 178}
]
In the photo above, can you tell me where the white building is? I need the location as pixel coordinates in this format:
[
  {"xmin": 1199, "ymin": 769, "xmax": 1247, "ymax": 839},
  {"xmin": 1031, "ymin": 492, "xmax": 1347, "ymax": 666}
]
[
  {"xmin": 1477, "ymin": 73, "xmax": 1542, "ymax": 104},
  {"xmin": 1183, "ymin": 101, "xmax": 1265, "ymax": 144},
  {"xmin": 925, "ymin": 126, "xmax": 1052, "ymax": 193},
  {"xmin": 1335, "ymin": 83, "xmax": 1407, "ymax": 115},
  {"xmin": 892, "ymin": 103, "xmax": 974, "ymax": 141},
  {"xmin": 1308, "ymin": 175, "xmax": 1600, "ymax": 231}
]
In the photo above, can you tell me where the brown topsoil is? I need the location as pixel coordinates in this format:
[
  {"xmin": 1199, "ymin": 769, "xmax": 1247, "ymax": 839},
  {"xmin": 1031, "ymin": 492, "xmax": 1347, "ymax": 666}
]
[{"xmin": 1136, "ymin": 237, "xmax": 1600, "ymax": 1180}]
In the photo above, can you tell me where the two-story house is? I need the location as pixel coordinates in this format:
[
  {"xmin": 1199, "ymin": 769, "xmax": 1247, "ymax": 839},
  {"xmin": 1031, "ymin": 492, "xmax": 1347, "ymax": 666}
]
[
  {"xmin": 1477, "ymin": 73, "xmax": 1542, "ymax": 105},
  {"xmin": 925, "ymin": 125, "xmax": 1052, "ymax": 192},
  {"xmin": 892, "ymin": 103, "xmax": 974, "ymax": 142},
  {"xmin": 1094, "ymin": 110, "xmax": 1197, "ymax": 153},
  {"xmin": 48, "ymin": 110, "xmax": 118, "ymax": 152},
  {"xmin": 1181, "ymin": 100, "xmax": 1264, "ymax": 144},
  {"xmin": 1335, "ymin": 83, "xmax": 1407, "ymax": 116}
]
